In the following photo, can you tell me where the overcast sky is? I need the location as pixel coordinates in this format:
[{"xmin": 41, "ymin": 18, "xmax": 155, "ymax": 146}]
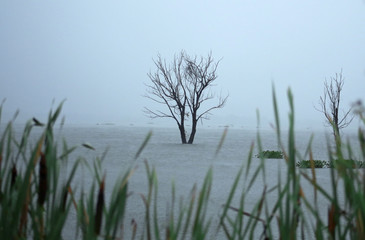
[{"xmin": 1, "ymin": 0, "xmax": 364, "ymax": 130}]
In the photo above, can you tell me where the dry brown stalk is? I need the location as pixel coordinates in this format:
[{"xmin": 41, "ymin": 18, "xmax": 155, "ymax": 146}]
[
  {"xmin": 356, "ymin": 210, "xmax": 365, "ymax": 239},
  {"xmin": 68, "ymin": 186, "xmax": 78, "ymax": 210},
  {"xmin": 18, "ymin": 135, "xmax": 44, "ymax": 237},
  {"xmin": 131, "ymin": 219, "xmax": 137, "ymax": 240},
  {"xmin": 328, "ymin": 204, "xmax": 336, "ymax": 239}
]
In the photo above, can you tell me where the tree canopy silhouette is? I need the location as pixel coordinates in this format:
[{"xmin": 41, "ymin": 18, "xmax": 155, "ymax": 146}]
[
  {"xmin": 145, "ymin": 51, "xmax": 228, "ymax": 144},
  {"xmin": 316, "ymin": 70, "xmax": 354, "ymax": 145}
]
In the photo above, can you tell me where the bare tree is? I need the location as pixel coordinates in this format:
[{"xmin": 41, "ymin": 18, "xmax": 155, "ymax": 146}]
[
  {"xmin": 145, "ymin": 51, "xmax": 228, "ymax": 144},
  {"xmin": 316, "ymin": 70, "xmax": 354, "ymax": 144}
]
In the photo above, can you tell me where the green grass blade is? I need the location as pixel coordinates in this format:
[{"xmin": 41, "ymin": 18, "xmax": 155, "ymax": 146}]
[{"xmin": 135, "ymin": 131, "xmax": 152, "ymax": 160}]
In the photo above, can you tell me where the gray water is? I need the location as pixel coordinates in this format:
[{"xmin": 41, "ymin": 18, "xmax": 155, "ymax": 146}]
[{"xmin": 10, "ymin": 124, "xmax": 362, "ymax": 239}]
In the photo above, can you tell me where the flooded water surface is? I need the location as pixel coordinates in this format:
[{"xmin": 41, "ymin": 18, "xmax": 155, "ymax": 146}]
[{"xmin": 11, "ymin": 124, "xmax": 361, "ymax": 239}]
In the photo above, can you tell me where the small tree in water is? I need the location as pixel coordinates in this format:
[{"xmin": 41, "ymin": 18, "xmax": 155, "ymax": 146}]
[
  {"xmin": 145, "ymin": 51, "xmax": 228, "ymax": 144},
  {"xmin": 316, "ymin": 70, "xmax": 354, "ymax": 146}
]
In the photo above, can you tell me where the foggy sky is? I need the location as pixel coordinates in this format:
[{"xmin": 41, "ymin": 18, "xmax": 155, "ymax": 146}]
[{"xmin": 1, "ymin": 0, "xmax": 365, "ymax": 131}]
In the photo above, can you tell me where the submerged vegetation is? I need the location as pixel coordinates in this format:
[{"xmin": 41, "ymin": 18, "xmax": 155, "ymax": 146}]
[
  {"xmin": 296, "ymin": 160, "xmax": 328, "ymax": 168},
  {"xmin": 297, "ymin": 159, "xmax": 365, "ymax": 168},
  {"xmin": 255, "ymin": 150, "xmax": 283, "ymax": 159},
  {"xmin": 0, "ymin": 89, "xmax": 364, "ymax": 239}
]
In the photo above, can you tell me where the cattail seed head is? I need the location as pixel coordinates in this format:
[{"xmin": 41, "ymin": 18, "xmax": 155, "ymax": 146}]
[
  {"xmin": 61, "ymin": 186, "xmax": 68, "ymax": 212},
  {"xmin": 11, "ymin": 164, "xmax": 17, "ymax": 189},
  {"xmin": 95, "ymin": 177, "xmax": 105, "ymax": 235},
  {"xmin": 38, "ymin": 153, "xmax": 47, "ymax": 206}
]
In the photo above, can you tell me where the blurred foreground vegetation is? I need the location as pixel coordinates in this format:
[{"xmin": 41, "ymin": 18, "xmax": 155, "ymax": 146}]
[{"xmin": 1, "ymin": 90, "xmax": 365, "ymax": 239}]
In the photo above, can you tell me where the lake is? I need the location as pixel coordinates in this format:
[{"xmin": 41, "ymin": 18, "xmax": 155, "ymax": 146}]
[{"xmin": 10, "ymin": 124, "xmax": 361, "ymax": 239}]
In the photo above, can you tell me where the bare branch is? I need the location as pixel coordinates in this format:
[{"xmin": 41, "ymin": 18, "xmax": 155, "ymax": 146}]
[
  {"xmin": 144, "ymin": 107, "xmax": 172, "ymax": 119},
  {"xmin": 197, "ymin": 94, "xmax": 228, "ymax": 121},
  {"xmin": 316, "ymin": 69, "xmax": 354, "ymax": 144}
]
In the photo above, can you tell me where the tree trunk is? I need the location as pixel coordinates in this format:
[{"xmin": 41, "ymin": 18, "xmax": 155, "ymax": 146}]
[
  {"xmin": 179, "ymin": 125, "xmax": 187, "ymax": 144},
  {"xmin": 333, "ymin": 108, "xmax": 341, "ymax": 148},
  {"xmin": 188, "ymin": 118, "xmax": 197, "ymax": 144},
  {"xmin": 334, "ymin": 124, "xmax": 341, "ymax": 149}
]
